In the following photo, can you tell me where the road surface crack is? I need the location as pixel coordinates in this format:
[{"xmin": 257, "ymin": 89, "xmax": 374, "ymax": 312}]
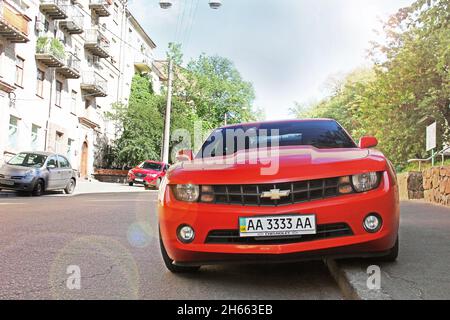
[{"xmin": 383, "ymin": 270, "xmax": 424, "ymax": 300}]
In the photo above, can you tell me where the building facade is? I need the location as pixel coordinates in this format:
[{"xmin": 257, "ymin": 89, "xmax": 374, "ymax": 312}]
[{"xmin": 0, "ymin": 0, "xmax": 160, "ymax": 177}]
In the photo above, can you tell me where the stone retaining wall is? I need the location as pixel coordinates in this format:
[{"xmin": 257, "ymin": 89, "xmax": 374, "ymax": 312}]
[
  {"xmin": 422, "ymin": 166, "xmax": 450, "ymax": 206},
  {"xmin": 397, "ymin": 172, "xmax": 424, "ymax": 200}
]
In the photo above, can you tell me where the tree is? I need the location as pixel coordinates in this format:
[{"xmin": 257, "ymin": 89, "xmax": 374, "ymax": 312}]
[
  {"xmin": 291, "ymin": 0, "xmax": 449, "ymax": 168},
  {"xmin": 179, "ymin": 54, "xmax": 256, "ymax": 129},
  {"xmin": 107, "ymin": 74, "xmax": 164, "ymax": 167}
]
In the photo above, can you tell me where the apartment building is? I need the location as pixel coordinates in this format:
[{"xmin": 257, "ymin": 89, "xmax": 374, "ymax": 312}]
[{"xmin": 0, "ymin": 0, "xmax": 161, "ymax": 177}]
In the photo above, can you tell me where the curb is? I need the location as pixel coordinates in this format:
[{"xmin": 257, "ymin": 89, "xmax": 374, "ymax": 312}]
[
  {"xmin": 325, "ymin": 259, "xmax": 360, "ymax": 300},
  {"xmin": 325, "ymin": 259, "xmax": 392, "ymax": 300}
]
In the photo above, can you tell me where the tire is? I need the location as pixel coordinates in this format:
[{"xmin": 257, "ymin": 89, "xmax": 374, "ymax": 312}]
[
  {"xmin": 32, "ymin": 180, "xmax": 44, "ymax": 197},
  {"xmin": 129, "ymin": 182, "xmax": 134, "ymax": 186},
  {"xmin": 64, "ymin": 179, "xmax": 76, "ymax": 195},
  {"xmin": 159, "ymin": 232, "xmax": 200, "ymax": 273},
  {"xmin": 378, "ymin": 236, "xmax": 399, "ymax": 262}
]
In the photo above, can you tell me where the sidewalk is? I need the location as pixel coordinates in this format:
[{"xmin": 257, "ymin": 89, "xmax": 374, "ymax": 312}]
[
  {"xmin": 327, "ymin": 200, "xmax": 450, "ymax": 300},
  {"xmin": 0, "ymin": 179, "xmax": 152, "ymax": 198}
]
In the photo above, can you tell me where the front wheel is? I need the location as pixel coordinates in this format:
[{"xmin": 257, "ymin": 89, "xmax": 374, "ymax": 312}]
[
  {"xmin": 32, "ymin": 180, "xmax": 44, "ymax": 197},
  {"xmin": 159, "ymin": 233, "xmax": 200, "ymax": 273},
  {"xmin": 129, "ymin": 182, "xmax": 134, "ymax": 186}
]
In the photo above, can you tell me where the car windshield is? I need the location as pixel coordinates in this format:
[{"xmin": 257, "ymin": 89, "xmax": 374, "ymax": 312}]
[
  {"xmin": 198, "ymin": 120, "xmax": 357, "ymax": 158},
  {"xmin": 7, "ymin": 153, "xmax": 47, "ymax": 168},
  {"xmin": 140, "ymin": 162, "xmax": 162, "ymax": 171}
]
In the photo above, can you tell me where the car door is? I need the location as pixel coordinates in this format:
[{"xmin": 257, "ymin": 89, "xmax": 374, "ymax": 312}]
[
  {"xmin": 57, "ymin": 155, "xmax": 72, "ymax": 188},
  {"xmin": 45, "ymin": 155, "xmax": 61, "ymax": 190}
]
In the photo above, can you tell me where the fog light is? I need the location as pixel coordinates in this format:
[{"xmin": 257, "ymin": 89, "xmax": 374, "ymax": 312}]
[
  {"xmin": 363, "ymin": 214, "xmax": 382, "ymax": 233},
  {"xmin": 177, "ymin": 225, "xmax": 195, "ymax": 243}
]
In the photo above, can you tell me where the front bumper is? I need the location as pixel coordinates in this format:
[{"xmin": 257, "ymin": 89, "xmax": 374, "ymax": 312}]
[
  {"xmin": 128, "ymin": 175, "xmax": 158, "ymax": 186},
  {"xmin": 0, "ymin": 178, "xmax": 36, "ymax": 192},
  {"xmin": 158, "ymin": 172, "xmax": 400, "ymax": 265}
]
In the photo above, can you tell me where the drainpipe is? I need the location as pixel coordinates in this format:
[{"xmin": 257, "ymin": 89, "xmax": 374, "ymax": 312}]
[{"xmin": 44, "ymin": 68, "xmax": 55, "ymax": 151}]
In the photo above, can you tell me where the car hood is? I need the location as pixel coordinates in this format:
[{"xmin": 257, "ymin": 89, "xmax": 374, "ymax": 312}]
[
  {"xmin": 167, "ymin": 146, "xmax": 388, "ymax": 185},
  {"xmin": 0, "ymin": 164, "xmax": 36, "ymax": 177}
]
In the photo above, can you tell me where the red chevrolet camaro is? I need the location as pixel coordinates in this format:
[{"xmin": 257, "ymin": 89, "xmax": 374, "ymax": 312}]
[{"xmin": 158, "ymin": 119, "xmax": 399, "ymax": 273}]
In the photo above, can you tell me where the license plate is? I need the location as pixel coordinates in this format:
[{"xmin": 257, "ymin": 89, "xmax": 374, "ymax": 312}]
[
  {"xmin": 239, "ymin": 214, "xmax": 316, "ymax": 237},
  {"xmin": 135, "ymin": 178, "xmax": 143, "ymax": 182},
  {"xmin": 0, "ymin": 179, "xmax": 14, "ymax": 186}
]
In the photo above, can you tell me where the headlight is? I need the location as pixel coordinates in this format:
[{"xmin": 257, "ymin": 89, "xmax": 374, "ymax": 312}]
[
  {"xmin": 24, "ymin": 170, "xmax": 34, "ymax": 179},
  {"xmin": 150, "ymin": 174, "xmax": 158, "ymax": 178},
  {"xmin": 128, "ymin": 170, "xmax": 133, "ymax": 175},
  {"xmin": 172, "ymin": 184, "xmax": 200, "ymax": 202},
  {"xmin": 351, "ymin": 172, "xmax": 380, "ymax": 192}
]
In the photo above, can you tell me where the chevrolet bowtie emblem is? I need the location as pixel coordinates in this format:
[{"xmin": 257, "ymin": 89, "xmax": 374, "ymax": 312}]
[{"xmin": 261, "ymin": 189, "xmax": 291, "ymax": 200}]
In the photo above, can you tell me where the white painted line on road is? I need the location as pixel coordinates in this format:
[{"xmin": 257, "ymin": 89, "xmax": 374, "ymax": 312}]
[{"xmin": 0, "ymin": 203, "xmax": 25, "ymax": 205}]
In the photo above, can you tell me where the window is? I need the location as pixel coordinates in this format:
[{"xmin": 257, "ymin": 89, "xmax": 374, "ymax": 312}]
[
  {"xmin": 58, "ymin": 155, "xmax": 71, "ymax": 169},
  {"xmin": 7, "ymin": 153, "xmax": 47, "ymax": 168},
  {"xmin": 199, "ymin": 120, "xmax": 358, "ymax": 158},
  {"xmin": 46, "ymin": 156, "xmax": 58, "ymax": 168},
  {"xmin": 67, "ymin": 139, "xmax": 74, "ymax": 159},
  {"xmin": 31, "ymin": 124, "xmax": 39, "ymax": 151},
  {"xmin": 15, "ymin": 56, "xmax": 24, "ymax": 87},
  {"xmin": 71, "ymin": 90, "xmax": 77, "ymax": 114},
  {"xmin": 36, "ymin": 69, "xmax": 45, "ymax": 97},
  {"xmin": 55, "ymin": 131, "xmax": 64, "ymax": 153},
  {"xmin": 55, "ymin": 80, "xmax": 62, "ymax": 106},
  {"xmin": 8, "ymin": 116, "xmax": 19, "ymax": 149}
]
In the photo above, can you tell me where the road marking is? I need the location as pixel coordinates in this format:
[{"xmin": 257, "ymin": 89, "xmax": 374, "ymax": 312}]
[{"xmin": 0, "ymin": 203, "xmax": 25, "ymax": 205}]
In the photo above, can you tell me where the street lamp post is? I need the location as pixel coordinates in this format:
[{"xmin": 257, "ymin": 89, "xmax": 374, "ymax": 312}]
[
  {"xmin": 159, "ymin": 0, "xmax": 222, "ymax": 163},
  {"xmin": 162, "ymin": 59, "xmax": 174, "ymax": 164}
]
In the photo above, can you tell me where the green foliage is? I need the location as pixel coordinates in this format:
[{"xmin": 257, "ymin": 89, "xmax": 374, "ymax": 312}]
[
  {"xmin": 179, "ymin": 54, "xmax": 256, "ymax": 128},
  {"xmin": 292, "ymin": 0, "xmax": 449, "ymax": 167},
  {"xmin": 107, "ymin": 49, "xmax": 258, "ymax": 167},
  {"xmin": 36, "ymin": 37, "xmax": 65, "ymax": 60},
  {"xmin": 107, "ymin": 74, "xmax": 164, "ymax": 167}
]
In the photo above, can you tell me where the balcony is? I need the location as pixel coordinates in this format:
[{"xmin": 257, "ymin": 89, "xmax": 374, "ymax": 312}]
[
  {"xmin": 89, "ymin": 0, "xmax": 111, "ymax": 17},
  {"xmin": 56, "ymin": 52, "xmax": 81, "ymax": 79},
  {"xmin": 35, "ymin": 37, "xmax": 65, "ymax": 67},
  {"xmin": 84, "ymin": 28, "xmax": 110, "ymax": 58},
  {"xmin": 0, "ymin": 0, "xmax": 30, "ymax": 43},
  {"xmin": 59, "ymin": 5, "xmax": 83, "ymax": 34},
  {"xmin": 39, "ymin": 0, "xmax": 68, "ymax": 20},
  {"xmin": 134, "ymin": 55, "xmax": 152, "ymax": 73},
  {"xmin": 81, "ymin": 71, "xmax": 107, "ymax": 97}
]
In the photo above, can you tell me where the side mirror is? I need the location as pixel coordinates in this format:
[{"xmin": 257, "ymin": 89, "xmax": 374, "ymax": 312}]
[
  {"xmin": 47, "ymin": 164, "xmax": 56, "ymax": 169},
  {"xmin": 176, "ymin": 150, "xmax": 194, "ymax": 162},
  {"xmin": 359, "ymin": 136, "xmax": 378, "ymax": 149}
]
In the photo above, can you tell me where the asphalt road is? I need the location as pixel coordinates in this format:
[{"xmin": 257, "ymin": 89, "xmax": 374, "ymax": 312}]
[
  {"xmin": 337, "ymin": 200, "xmax": 450, "ymax": 300},
  {"xmin": 0, "ymin": 192, "xmax": 341, "ymax": 299}
]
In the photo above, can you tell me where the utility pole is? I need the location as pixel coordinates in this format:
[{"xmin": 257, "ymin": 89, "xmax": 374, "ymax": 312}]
[{"xmin": 162, "ymin": 59, "xmax": 173, "ymax": 164}]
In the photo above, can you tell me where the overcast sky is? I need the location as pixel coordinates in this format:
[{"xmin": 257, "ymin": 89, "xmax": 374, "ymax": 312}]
[{"xmin": 128, "ymin": 0, "xmax": 413, "ymax": 120}]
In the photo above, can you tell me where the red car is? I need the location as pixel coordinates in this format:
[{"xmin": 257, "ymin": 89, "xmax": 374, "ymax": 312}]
[
  {"xmin": 158, "ymin": 119, "xmax": 399, "ymax": 273},
  {"xmin": 128, "ymin": 161, "xmax": 169, "ymax": 189}
]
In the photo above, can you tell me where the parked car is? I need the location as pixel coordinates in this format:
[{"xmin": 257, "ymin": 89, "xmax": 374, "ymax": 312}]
[
  {"xmin": 0, "ymin": 151, "xmax": 77, "ymax": 196},
  {"xmin": 128, "ymin": 160, "xmax": 169, "ymax": 190},
  {"xmin": 158, "ymin": 119, "xmax": 400, "ymax": 273}
]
